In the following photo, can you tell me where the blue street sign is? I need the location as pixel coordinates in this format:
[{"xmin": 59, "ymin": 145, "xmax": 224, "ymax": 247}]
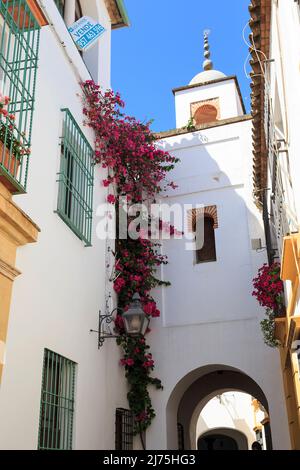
[{"xmin": 69, "ymin": 16, "xmax": 106, "ymax": 52}]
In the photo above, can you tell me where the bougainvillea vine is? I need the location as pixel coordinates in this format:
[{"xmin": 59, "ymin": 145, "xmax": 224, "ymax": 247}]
[
  {"xmin": 252, "ymin": 262, "xmax": 285, "ymax": 347},
  {"xmin": 81, "ymin": 80, "xmax": 179, "ymax": 436}
]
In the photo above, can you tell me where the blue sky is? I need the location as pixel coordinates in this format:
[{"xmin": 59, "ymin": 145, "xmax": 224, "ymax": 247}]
[{"xmin": 111, "ymin": 0, "xmax": 251, "ymax": 132}]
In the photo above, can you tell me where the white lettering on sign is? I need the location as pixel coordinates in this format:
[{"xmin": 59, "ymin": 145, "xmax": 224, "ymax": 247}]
[{"xmin": 68, "ymin": 16, "xmax": 106, "ymax": 51}]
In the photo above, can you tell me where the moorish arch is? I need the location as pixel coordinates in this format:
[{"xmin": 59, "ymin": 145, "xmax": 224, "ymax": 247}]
[
  {"xmin": 197, "ymin": 428, "xmax": 248, "ymax": 450},
  {"xmin": 193, "ymin": 104, "xmax": 218, "ymax": 125},
  {"xmin": 166, "ymin": 364, "xmax": 272, "ymax": 450}
]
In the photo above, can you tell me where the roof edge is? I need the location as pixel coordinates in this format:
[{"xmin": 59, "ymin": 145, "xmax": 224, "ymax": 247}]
[
  {"xmin": 249, "ymin": 0, "xmax": 272, "ymax": 204},
  {"xmin": 104, "ymin": 0, "xmax": 130, "ymax": 29},
  {"xmin": 172, "ymin": 75, "xmax": 246, "ymax": 115},
  {"xmin": 112, "ymin": 0, "xmax": 130, "ymax": 29},
  {"xmin": 154, "ymin": 114, "xmax": 252, "ymax": 140}
]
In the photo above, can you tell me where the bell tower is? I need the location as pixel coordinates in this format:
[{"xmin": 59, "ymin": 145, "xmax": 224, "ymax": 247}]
[{"xmin": 173, "ymin": 31, "xmax": 245, "ymax": 128}]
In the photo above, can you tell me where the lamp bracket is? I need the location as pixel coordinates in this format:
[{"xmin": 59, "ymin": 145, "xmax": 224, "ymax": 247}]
[{"xmin": 90, "ymin": 307, "xmax": 122, "ymax": 349}]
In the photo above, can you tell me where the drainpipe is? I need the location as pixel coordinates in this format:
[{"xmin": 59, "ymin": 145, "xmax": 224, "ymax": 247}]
[
  {"xmin": 37, "ymin": 0, "xmax": 90, "ymax": 83},
  {"xmin": 64, "ymin": 0, "xmax": 75, "ymax": 28}
]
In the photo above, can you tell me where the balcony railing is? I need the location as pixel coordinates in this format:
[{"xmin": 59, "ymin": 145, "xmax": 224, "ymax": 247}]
[
  {"xmin": 0, "ymin": 0, "xmax": 40, "ymax": 193},
  {"xmin": 263, "ymin": 63, "xmax": 298, "ymax": 258}
]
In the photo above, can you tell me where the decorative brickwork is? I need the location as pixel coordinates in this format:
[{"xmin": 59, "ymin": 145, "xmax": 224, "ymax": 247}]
[
  {"xmin": 191, "ymin": 98, "xmax": 220, "ymax": 125},
  {"xmin": 187, "ymin": 205, "xmax": 218, "ymax": 232}
]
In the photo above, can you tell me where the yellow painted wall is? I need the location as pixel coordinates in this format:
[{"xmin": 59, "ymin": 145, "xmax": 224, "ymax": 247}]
[{"xmin": 0, "ymin": 182, "xmax": 39, "ymax": 382}]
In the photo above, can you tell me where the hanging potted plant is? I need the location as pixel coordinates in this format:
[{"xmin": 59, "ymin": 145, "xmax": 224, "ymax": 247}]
[{"xmin": 252, "ymin": 263, "xmax": 285, "ymax": 347}]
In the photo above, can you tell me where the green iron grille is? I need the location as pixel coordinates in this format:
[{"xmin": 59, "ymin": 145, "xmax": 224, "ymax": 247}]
[
  {"xmin": 38, "ymin": 349, "xmax": 76, "ymax": 451},
  {"xmin": 0, "ymin": 0, "xmax": 40, "ymax": 193},
  {"xmin": 54, "ymin": 0, "xmax": 64, "ymax": 17},
  {"xmin": 56, "ymin": 109, "xmax": 94, "ymax": 246},
  {"xmin": 115, "ymin": 408, "xmax": 134, "ymax": 450}
]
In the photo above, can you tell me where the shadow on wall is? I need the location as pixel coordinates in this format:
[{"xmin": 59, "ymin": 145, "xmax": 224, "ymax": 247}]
[
  {"xmin": 156, "ymin": 125, "xmax": 266, "ymax": 328},
  {"xmin": 150, "ymin": 124, "xmax": 280, "ymax": 450}
]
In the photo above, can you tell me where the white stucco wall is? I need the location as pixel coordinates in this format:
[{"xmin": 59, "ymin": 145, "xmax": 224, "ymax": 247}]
[
  {"xmin": 174, "ymin": 78, "xmax": 244, "ymax": 128},
  {"xmin": 0, "ymin": 0, "xmax": 128, "ymax": 450},
  {"xmin": 196, "ymin": 393, "xmax": 256, "ymax": 450},
  {"xmin": 156, "ymin": 121, "xmax": 264, "ymax": 327},
  {"xmin": 145, "ymin": 77, "xmax": 290, "ymax": 450}
]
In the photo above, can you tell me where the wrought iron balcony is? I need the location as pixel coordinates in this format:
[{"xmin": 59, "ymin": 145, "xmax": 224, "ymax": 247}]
[
  {"xmin": 263, "ymin": 66, "xmax": 298, "ymax": 258},
  {"xmin": 0, "ymin": 0, "xmax": 40, "ymax": 193}
]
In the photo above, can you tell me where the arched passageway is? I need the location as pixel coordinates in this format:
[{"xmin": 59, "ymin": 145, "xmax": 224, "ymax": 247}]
[
  {"xmin": 166, "ymin": 364, "xmax": 273, "ymax": 450},
  {"xmin": 197, "ymin": 428, "xmax": 248, "ymax": 450}
]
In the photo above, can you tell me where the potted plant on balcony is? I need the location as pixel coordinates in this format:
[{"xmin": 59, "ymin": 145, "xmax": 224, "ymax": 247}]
[
  {"xmin": 0, "ymin": 93, "xmax": 30, "ymax": 188},
  {"xmin": 252, "ymin": 263, "xmax": 285, "ymax": 347},
  {"xmin": 2, "ymin": 0, "xmax": 36, "ymax": 30}
]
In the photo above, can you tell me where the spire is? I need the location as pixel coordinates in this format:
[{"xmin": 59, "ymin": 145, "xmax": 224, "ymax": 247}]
[{"xmin": 203, "ymin": 29, "xmax": 213, "ymax": 71}]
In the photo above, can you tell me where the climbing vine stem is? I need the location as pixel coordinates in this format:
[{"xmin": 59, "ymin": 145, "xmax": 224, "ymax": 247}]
[{"xmin": 82, "ymin": 80, "xmax": 179, "ymax": 433}]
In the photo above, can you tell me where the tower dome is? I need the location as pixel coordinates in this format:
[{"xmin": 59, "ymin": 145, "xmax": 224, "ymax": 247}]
[{"xmin": 189, "ymin": 31, "xmax": 226, "ymax": 85}]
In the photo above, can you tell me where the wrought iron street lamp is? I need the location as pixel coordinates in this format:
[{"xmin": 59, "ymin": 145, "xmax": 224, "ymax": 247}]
[
  {"xmin": 90, "ymin": 293, "xmax": 149, "ymax": 348},
  {"xmin": 122, "ymin": 293, "xmax": 150, "ymax": 336}
]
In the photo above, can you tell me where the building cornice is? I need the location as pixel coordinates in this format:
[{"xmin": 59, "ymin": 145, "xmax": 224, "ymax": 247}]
[
  {"xmin": 104, "ymin": 0, "xmax": 130, "ymax": 29},
  {"xmin": 0, "ymin": 184, "xmax": 40, "ymax": 247},
  {"xmin": 249, "ymin": 0, "xmax": 272, "ymax": 204},
  {"xmin": 172, "ymin": 75, "xmax": 246, "ymax": 115},
  {"xmin": 0, "ymin": 259, "xmax": 21, "ymax": 281},
  {"xmin": 155, "ymin": 114, "xmax": 252, "ymax": 140}
]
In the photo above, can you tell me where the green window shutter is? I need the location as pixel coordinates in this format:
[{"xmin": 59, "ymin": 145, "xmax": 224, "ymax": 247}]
[
  {"xmin": 38, "ymin": 349, "xmax": 76, "ymax": 450},
  {"xmin": 56, "ymin": 108, "xmax": 94, "ymax": 246},
  {"xmin": 54, "ymin": 0, "xmax": 65, "ymax": 17},
  {"xmin": 0, "ymin": 0, "xmax": 40, "ymax": 193}
]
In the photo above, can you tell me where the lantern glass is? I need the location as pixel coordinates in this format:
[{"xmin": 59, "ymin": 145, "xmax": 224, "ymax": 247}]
[{"xmin": 122, "ymin": 293, "xmax": 149, "ymax": 336}]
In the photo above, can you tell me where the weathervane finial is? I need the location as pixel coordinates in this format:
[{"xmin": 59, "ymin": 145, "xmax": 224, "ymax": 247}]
[{"xmin": 203, "ymin": 29, "xmax": 213, "ymax": 71}]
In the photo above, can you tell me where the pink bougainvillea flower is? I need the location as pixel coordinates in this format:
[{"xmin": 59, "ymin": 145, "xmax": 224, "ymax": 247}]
[
  {"xmin": 113, "ymin": 277, "xmax": 126, "ymax": 294},
  {"xmin": 114, "ymin": 315, "xmax": 124, "ymax": 330},
  {"xmin": 107, "ymin": 194, "xmax": 116, "ymax": 204},
  {"xmin": 81, "ymin": 80, "xmax": 176, "ymax": 434},
  {"xmin": 142, "ymin": 360, "xmax": 154, "ymax": 368},
  {"xmin": 252, "ymin": 263, "xmax": 284, "ymax": 313}
]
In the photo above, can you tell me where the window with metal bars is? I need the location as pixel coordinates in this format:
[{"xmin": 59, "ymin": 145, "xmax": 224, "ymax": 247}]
[
  {"xmin": 56, "ymin": 108, "xmax": 94, "ymax": 246},
  {"xmin": 54, "ymin": 0, "xmax": 65, "ymax": 17},
  {"xmin": 115, "ymin": 408, "xmax": 134, "ymax": 450},
  {"xmin": 0, "ymin": 0, "xmax": 40, "ymax": 193},
  {"xmin": 38, "ymin": 349, "xmax": 76, "ymax": 450}
]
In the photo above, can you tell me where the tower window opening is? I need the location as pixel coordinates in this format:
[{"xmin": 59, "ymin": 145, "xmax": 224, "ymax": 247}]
[
  {"xmin": 194, "ymin": 215, "xmax": 217, "ymax": 264},
  {"xmin": 194, "ymin": 104, "xmax": 218, "ymax": 125}
]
